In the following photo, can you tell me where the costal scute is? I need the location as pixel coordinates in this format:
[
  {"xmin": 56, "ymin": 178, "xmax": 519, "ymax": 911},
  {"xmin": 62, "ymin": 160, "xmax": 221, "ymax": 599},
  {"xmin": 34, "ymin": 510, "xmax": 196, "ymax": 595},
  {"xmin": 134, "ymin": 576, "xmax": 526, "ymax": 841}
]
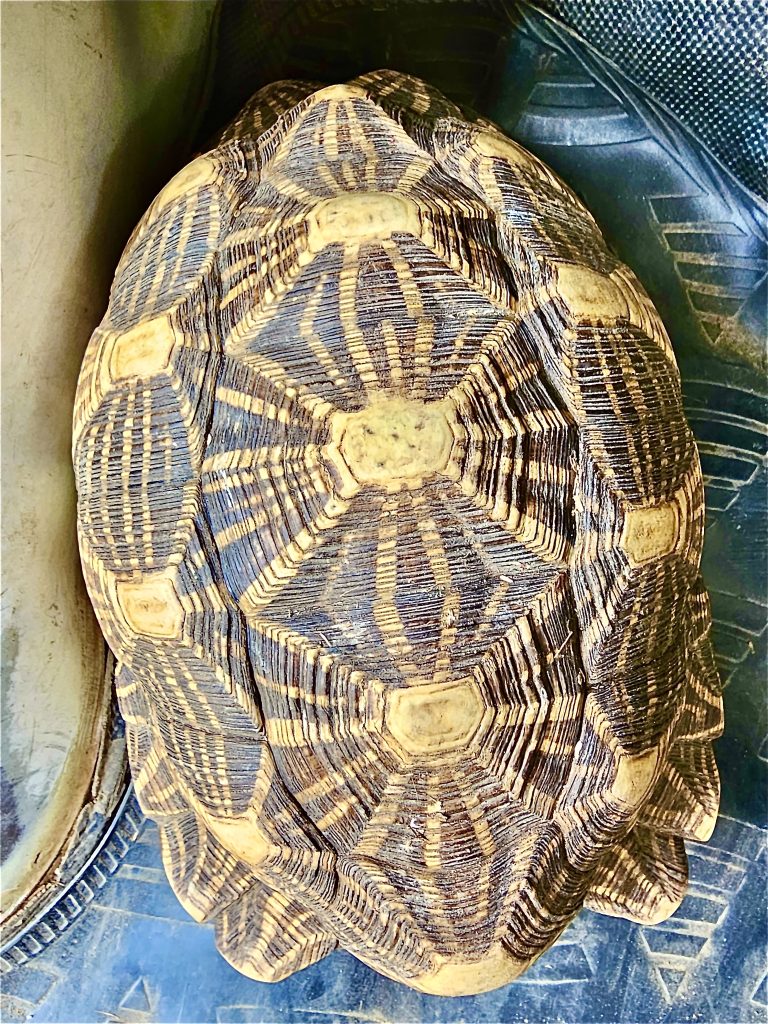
[{"xmin": 73, "ymin": 71, "xmax": 722, "ymax": 995}]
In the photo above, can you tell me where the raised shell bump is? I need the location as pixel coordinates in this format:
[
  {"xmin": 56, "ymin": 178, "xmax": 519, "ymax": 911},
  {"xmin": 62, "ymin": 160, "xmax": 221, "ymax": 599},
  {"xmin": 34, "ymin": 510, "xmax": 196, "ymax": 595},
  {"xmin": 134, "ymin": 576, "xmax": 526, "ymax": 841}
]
[
  {"xmin": 307, "ymin": 193, "xmax": 422, "ymax": 251},
  {"xmin": 115, "ymin": 573, "xmax": 184, "ymax": 638},
  {"xmin": 621, "ymin": 502, "xmax": 680, "ymax": 566},
  {"xmin": 385, "ymin": 679, "xmax": 485, "ymax": 757},
  {"xmin": 151, "ymin": 154, "xmax": 219, "ymax": 209},
  {"xmin": 552, "ymin": 262, "xmax": 631, "ymax": 323},
  {"xmin": 105, "ymin": 315, "xmax": 177, "ymax": 384}
]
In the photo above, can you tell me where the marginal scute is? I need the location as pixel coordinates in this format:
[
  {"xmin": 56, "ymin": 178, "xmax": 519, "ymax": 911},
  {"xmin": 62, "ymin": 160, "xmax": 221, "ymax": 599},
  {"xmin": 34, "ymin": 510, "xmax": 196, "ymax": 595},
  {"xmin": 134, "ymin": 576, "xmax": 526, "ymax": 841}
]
[
  {"xmin": 409, "ymin": 946, "xmax": 527, "ymax": 996},
  {"xmin": 638, "ymin": 740, "xmax": 720, "ymax": 841},
  {"xmin": 609, "ymin": 265, "xmax": 677, "ymax": 364},
  {"xmin": 157, "ymin": 813, "xmax": 258, "ymax": 923},
  {"xmin": 675, "ymin": 601, "xmax": 723, "ymax": 742},
  {"xmin": 585, "ymin": 827, "xmax": 688, "ymax": 926},
  {"xmin": 115, "ymin": 573, "xmax": 184, "ymax": 638},
  {"xmin": 471, "ymin": 128, "xmax": 586, "ymax": 214},
  {"xmin": 74, "ymin": 68, "xmax": 720, "ymax": 995},
  {"xmin": 216, "ymin": 80, "xmax": 326, "ymax": 145},
  {"xmin": 215, "ymin": 884, "xmax": 337, "ymax": 983}
]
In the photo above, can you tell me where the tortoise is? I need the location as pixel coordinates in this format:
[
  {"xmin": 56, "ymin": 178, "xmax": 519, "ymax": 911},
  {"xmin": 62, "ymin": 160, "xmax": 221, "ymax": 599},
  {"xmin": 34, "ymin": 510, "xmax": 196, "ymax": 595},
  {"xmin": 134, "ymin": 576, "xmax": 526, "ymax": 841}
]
[{"xmin": 73, "ymin": 69, "xmax": 723, "ymax": 996}]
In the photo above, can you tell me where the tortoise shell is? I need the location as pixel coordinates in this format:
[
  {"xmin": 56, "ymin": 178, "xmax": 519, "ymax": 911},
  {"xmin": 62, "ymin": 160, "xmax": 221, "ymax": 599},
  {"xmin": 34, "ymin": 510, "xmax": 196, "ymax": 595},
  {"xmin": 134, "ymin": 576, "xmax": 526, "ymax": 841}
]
[{"xmin": 73, "ymin": 70, "xmax": 723, "ymax": 996}]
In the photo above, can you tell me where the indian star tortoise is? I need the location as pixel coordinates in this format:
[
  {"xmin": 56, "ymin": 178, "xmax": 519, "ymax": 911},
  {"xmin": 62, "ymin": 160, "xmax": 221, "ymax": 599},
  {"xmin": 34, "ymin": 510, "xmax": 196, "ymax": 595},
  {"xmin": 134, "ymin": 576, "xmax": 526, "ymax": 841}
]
[{"xmin": 73, "ymin": 70, "xmax": 723, "ymax": 996}]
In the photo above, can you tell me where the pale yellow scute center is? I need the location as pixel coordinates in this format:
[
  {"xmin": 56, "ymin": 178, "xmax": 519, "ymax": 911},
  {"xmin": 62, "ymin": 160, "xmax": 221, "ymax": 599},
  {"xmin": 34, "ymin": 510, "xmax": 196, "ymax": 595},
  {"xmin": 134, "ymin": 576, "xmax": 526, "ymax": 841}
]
[
  {"xmin": 552, "ymin": 261, "xmax": 630, "ymax": 322},
  {"xmin": 106, "ymin": 315, "xmax": 176, "ymax": 384},
  {"xmin": 306, "ymin": 192, "xmax": 421, "ymax": 251},
  {"xmin": 336, "ymin": 396, "xmax": 453, "ymax": 490},
  {"xmin": 115, "ymin": 573, "xmax": 184, "ymax": 638},
  {"xmin": 202, "ymin": 812, "xmax": 272, "ymax": 868},
  {"xmin": 410, "ymin": 946, "xmax": 528, "ymax": 995},
  {"xmin": 622, "ymin": 502, "xmax": 679, "ymax": 566},
  {"xmin": 152, "ymin": 155, "xmax": 217, "ymax": 210},
  {"xmin": 611, "ymin": 747, "xmax": 659, "ymax": 807},
  {"xmin": 385, "ymin": 679, "xmax": 484, "ymax": 756}
]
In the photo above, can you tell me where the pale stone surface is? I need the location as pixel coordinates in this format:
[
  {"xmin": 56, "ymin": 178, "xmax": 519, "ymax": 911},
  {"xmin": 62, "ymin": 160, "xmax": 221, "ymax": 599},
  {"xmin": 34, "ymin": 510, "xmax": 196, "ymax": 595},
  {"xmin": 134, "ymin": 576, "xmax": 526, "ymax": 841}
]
[{"xmin": 1, "ymin": 0, "xmax": 216, "ymax": 922}]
